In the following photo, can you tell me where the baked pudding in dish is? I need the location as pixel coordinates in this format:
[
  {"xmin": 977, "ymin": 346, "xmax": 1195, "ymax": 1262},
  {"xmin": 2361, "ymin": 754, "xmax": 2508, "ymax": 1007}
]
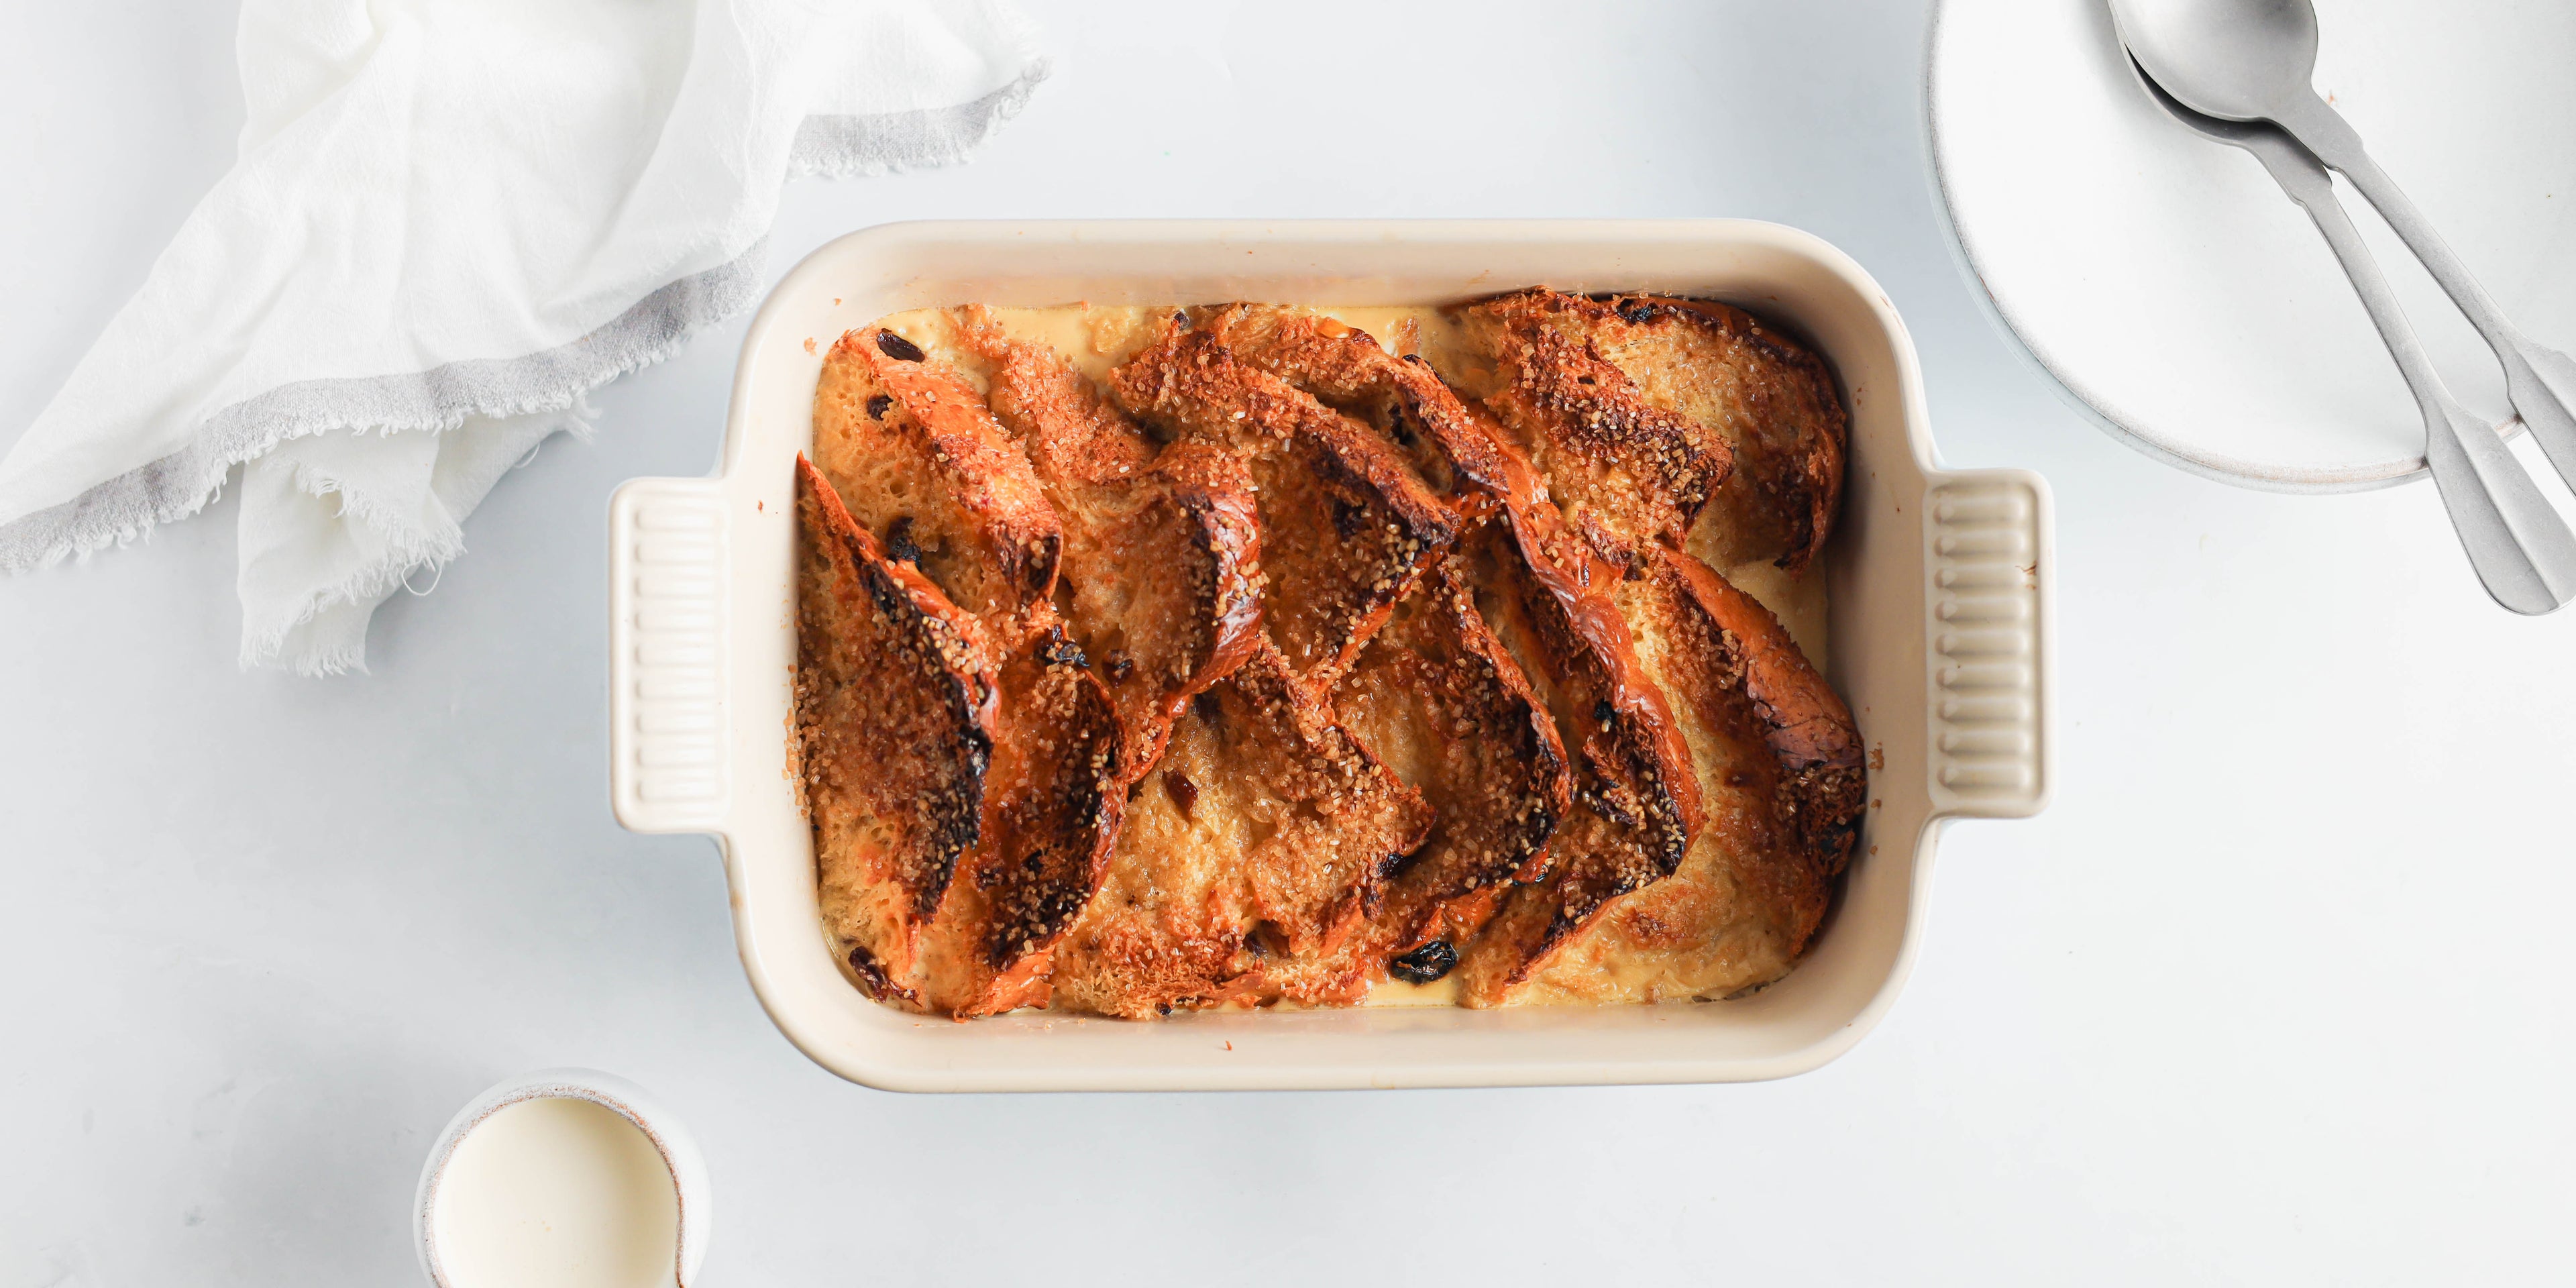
[{"xmin": 792, "ymin": 292, "xmax": 1863, "ymax": 1019}]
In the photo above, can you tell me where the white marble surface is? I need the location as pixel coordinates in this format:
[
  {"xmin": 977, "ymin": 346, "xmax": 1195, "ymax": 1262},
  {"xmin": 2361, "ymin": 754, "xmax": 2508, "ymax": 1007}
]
[{"xmin": 4, "ymin": 3, "xmax": 2571, "ymax": 1284}]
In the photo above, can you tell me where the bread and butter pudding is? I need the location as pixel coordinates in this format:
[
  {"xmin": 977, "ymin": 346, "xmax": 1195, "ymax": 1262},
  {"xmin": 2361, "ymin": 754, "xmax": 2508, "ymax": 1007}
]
[{"xmin": 792, "ymin": 292, "xmax": 1863, "ymax": 1018}]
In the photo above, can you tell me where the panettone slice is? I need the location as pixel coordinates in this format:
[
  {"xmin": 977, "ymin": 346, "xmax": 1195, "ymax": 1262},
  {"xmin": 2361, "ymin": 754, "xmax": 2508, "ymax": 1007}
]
[
  {"xmin": 1196, "ymin": 303, "xmax": 1518, "ymax": 508},
  {"xmin": 1454, "ymin": 288, "xmax": 1737, "ymax": 569},
  {"xmin": 910, "ymin": 637, "xmax": 1126, "ymax": 1018},
  {"xmin": 1499, "ymin": 549, "xmax": 1864, "ymax": 1003},
  {"xmin": 1049, "ymin": 640, "xmax": 1434, "ymax": 1017},
  {"xmin": 809, "ymin": 326, "xmax": 1063, "ymax": 645},
  {"xmin": 1297, "ymin": 559, "xmax": 1576, "ymax": 998},
  {"xmin": 1110, "ymin": 321, "xmax": 1460, "ymax": 694},
  {"xmin": 1450, "ymin": 505, "xmax": 1707, "ymax": 1006},
  {"xmin": 1565, "ymin": 293, "xmax": 1847, "ymax": 572},
  {"xmin": 794, "ymin": 455, "xmax": 1000, "ymax": 1009},
  {"xmin": 953, "ymin": 315, "xmax": 1265, "ymax": 778}
]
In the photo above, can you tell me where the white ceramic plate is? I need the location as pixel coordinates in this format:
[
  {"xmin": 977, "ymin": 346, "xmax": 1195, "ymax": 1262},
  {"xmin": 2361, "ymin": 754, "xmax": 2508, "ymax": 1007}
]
[{"xmin": 1927, "ymin": 0, "xmax": 2576, "ymax": 492}]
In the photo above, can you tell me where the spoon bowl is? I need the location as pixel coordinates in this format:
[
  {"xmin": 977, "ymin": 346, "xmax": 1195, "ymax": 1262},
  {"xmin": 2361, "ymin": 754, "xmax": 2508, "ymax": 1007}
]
[
  {"xmin": 2123, "ymin": 52, "xmax": 2264, "ymax": 147},
  {"xmin": 2110, "ymin": 0, "xmax": 2322, "ymax": 122}
]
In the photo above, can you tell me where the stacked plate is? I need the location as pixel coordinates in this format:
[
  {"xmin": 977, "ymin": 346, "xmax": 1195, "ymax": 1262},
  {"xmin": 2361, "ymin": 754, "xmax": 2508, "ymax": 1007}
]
[{"xmin": 1927, "ymin": 0, "xmax": 2576, "ymax": 491}]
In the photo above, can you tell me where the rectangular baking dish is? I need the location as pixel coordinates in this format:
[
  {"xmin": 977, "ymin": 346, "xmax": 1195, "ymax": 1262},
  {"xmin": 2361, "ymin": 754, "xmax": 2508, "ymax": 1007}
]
[{"xmin": 607, "ymin": 220, "xmax": 2052, "ymax": 1091}]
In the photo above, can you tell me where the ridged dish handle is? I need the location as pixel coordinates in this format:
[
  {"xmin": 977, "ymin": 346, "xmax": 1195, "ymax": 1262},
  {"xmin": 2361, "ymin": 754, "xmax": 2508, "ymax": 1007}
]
[
  {"xmin": 608, "ymin": 476, "xmax": 731, "ymax": 836},
  {"xmin": 1923, "ymin": 468, "xmax": 2053, "ymax": 820}
]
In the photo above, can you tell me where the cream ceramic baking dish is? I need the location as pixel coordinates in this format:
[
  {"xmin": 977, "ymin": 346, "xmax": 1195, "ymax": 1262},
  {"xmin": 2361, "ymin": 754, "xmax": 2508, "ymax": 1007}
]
[{"xmin": 607, "ymin": 220, "xmax": 2052, "ymax": 1091}]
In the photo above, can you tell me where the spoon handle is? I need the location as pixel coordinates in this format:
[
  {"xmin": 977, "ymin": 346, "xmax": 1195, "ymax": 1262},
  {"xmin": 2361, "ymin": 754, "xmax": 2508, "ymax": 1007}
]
[
  {"xmin": 2252, "ymin": 123, "xmax": 2576, "ymax": 614},
  {"xmin": 2274, "ymin": 92, "xmax": 2576, "ymax": 494}
]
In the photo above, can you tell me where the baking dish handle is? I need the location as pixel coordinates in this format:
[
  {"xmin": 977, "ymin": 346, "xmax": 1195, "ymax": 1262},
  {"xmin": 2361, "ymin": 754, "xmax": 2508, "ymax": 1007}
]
[
  {"xmin": 608, "ymin": 476, "xmax": 731, "ymax": 836},
  {"xmin": 1923, "ymin": 468, "xmax": 2053, "ymax": 820}
]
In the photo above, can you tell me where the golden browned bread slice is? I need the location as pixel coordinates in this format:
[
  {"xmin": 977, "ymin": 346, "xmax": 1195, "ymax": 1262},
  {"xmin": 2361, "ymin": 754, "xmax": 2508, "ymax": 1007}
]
[
  {"xmin": 1446, "ymin": 311, "xmax": 1856, "ymax": 1003},
  {"xmin": 804, "ymin": 320, "xmax": 1269, "ymax": 1018},
  {"xmin": 1049, "ymin": 639, "xmax": 1435, "ymax": 1017},
  {"xmin": 1666, "ymin": 553, "xmax": 1868, "ymax": 875},
  {"xmin": 1414, "ymin": 428, "xmax": 1707, "ymax": 1005},
  {"xmin": 795, "ymin": 455, "xmax": 1000, "ymax": 1009},
  {"xmin": 954, "ymin": 305, "xmax": 1157, "ymax": 488},
  {"xmin": 1303, "ymin": 558, "xmax": 1576, "ymax": 994},
  {"xmin": 1457, "ymin": 290, "xmax": 1847, "ymax": 572},
  {"xmin": 1454, "ymin": 288, "xmax": 1737, "ymax": 568},
  {"xmin": 1196, "ymin": 304, "xmax": 1518, "ymax": 508},
  {"xmin": 910, "ymin": 635, "xmax": 1126, "ymax": 1017},
  {"xmin": 809, "ymin": 327, "xmax": 1063, "ymax": 642},
  {"xmin": 1582, "ymin": 295, "xmax": 1845, "ymax": 572},
  {"xmin": 1183, "ymin": 305, "xmax": 1610, "ymax": 995},
  {"xmin": 1185, "ymin": 325, "xmax": 1707, "ymax": 998},
  {"xmin": 1110, "ymin": 321, "xmax": 1460, "ymax": 692},
  {"xmin": 1500, "ymin": 549, "xmax": 1865, "ymax": 1002},
  {"xmin": 1450, "ymin": 502, "xmax": 1708, "ymax": 1006},
  {"xmin": 950, "ymin": 315, "xmax": 1265, "ymax": 776}
]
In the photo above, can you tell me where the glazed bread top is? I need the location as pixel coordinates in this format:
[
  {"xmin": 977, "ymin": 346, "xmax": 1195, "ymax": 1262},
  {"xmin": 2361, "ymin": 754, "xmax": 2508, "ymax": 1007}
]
[{"xmin": 794, "ymin": 294, "xmax": 1862, "ymax": 1018}]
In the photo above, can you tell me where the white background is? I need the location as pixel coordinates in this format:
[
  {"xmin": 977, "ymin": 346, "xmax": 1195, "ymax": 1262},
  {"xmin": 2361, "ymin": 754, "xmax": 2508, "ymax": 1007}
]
[{"xmin": 5, "ymin": 3, "xmax": 2572, "ymax": 1284}]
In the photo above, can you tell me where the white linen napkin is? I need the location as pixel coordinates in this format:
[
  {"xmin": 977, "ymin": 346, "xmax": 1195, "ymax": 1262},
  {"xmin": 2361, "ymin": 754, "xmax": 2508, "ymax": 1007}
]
[{"xmin": 0, "ymin": 0, "xmax": 1046, "ymax": 674}]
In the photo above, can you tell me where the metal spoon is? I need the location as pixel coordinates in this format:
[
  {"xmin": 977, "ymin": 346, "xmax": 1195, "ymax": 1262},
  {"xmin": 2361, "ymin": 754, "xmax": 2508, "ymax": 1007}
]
[
  {"xmin": 2123, "ymin": 55, "xmax": 2576, "ymax": 614},
  {"xmin": 2109, "ymin": 0, "xmax": 2576, "ymax": 497}
]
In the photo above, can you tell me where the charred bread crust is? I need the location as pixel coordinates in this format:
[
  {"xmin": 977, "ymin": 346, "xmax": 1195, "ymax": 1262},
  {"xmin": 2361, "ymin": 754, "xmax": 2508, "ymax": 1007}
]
[
  {"xmin": 1500, "ymin": 551, "xmax": 1864, "ymax": 1004},
  {"xmin": 1130, "ymin": 442, "xmax": 1269, "ymax": 763},
  {"xmin": 957, "ymin": 319, "xmax": 1266, "ymax": 780},
  {"xmin": 916, "ymin": 639, "xmax": 1127, "ymax": 1018},
  {"xmin": 1456, "ymin": 288, "xmax": 1736, "ymax": 567},
  {"xmin": 1110, "ymin": 323, "xmax": 1460, "ymax": 692},
  {"xmin": 1198, "ymin": 304, "xmax": 1517, "ymax": 509},
  {"xmin": 1049, "ymin": 639, "xmax": 1434, "ymax": 1016},
  {"xmin": 1477, "ymin": 434, "xmax": 1705, "ymax": 847},
  {"xmin": 1452, "ymin": 519, "xmax": 1701, "ymax": 1006},
  {"xmin": 1589, "ymin": 294, "xmax": 1847, "ymax": 573},
  {"xmin": 811, "ymin": 328, "xmax": 1063, "ymax": 641},
  {"xmin": 1203, "ymin": 307, "xmax": 1597, "ymax": 991},
  {"xmin": 1220, "ymin": 643, "xmax": 1433, "ymax": 960},
  {"xmin": 795, "ymin": 455, "xmax": 1000, "ymax": 1008},
  {"xmin": 1326, "ymin": 559, "xmax": 1575, "ymax": 979},
  {"xmin": 956, "ymin": 305, "xmax": 1157, "ymax": 488},
  {"xmin": 1660, "ymin": 549, "xmax": 1864, "ymax": 878},
  {"xmin": 1449, "ymin": 439, "xmax": 1708, "ymax": 1004}
]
